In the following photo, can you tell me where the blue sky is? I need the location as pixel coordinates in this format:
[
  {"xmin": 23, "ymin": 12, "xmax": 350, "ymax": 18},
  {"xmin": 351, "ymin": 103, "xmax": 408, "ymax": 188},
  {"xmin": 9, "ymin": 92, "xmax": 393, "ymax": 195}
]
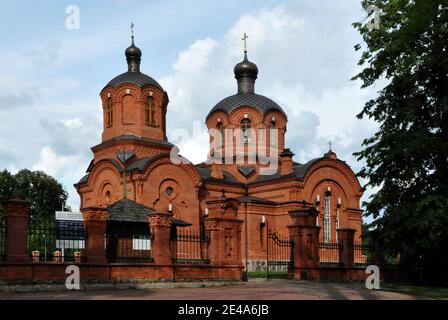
[{"xmin": 0, "ymin": 0, "xmax": 379, "ymax": 215}]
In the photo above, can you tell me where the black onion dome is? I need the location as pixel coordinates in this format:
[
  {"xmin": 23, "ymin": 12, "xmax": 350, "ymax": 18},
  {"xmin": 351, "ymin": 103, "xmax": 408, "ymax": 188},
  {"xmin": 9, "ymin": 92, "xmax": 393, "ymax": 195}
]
[
  {"xmin": 206, "ymin": 51, "xmax": 286, "ymax": 120},
  {"xmin": 125, "ymin": 42, "xmax": 142, "ymax": 59},
  {"xmin": 102, "ymin": 36, "xmax": 164, "ymax": 92},
  {"xmin": 234, "ymin": 53, "xmax": 258, "ymax": 80}
]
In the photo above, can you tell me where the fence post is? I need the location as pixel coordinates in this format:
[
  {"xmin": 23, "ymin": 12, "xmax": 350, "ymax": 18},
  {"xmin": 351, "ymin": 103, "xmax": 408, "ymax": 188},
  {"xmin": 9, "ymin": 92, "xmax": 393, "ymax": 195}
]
[
  {"xmin": 288, "ymin": 208, "xmax": 320, "ymax": 279},
  {"xmin": 204, "ymin": 215, "xmax": 244, "ymax": 266},
  {"xmin": 148, "ymin": 211, "xmax": 173, "ymax": 265},
  {"xmin": 81, "ymin": 207, "xmax": 108, "ymax": 264},
  {"xmin": 4, "ymin": 198, "xmax": 31, "ymax": 262},
  {"xmin": 337, "ymin": 228, "xmax": 355, "ymax": 268}
]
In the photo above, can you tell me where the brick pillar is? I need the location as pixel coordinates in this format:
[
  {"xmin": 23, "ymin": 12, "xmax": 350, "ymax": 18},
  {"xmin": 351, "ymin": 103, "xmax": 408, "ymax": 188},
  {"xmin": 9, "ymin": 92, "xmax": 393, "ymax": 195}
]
[
  {"xmin": 4, "ymin": 198, "xmax": 31, "ymax": 262},
  {"xmin": 149, "ymin": 211, "xmax": 173, "ymax": 265},
  {"xmin": 337, "ymin": 228, "xmax": 356, "ymax": 268},
  {"xmin": 81, "ymin": 207, "xmax": 107, "ymax": 264},
  {"xmin": 288, "ymin": 210, "xmax": 320, "ymax": 270},
  {"xmin": 204, "ymin": 215, "xmax": 244, "ymax": 266}
]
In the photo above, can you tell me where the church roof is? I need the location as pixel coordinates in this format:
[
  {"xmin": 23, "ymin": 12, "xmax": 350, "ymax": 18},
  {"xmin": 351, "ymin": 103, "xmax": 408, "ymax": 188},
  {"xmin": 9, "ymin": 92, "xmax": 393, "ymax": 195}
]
[
  {"xmin": 107, "ymin": 198, "xmax": 154, "ymax": 223},
  {"xmin": 195, "ymin": 167, "xmax": 240, "ymax": 183},
  {"xmin": 194, "ymin": 150, "xmax": 346, "ymax": 185},
  {"xmin": 105, "ymin": 71, "xmax": 163, "ymax": 91},
  {"xmin": 235, "ymin": 195, "xmax": 276, "ymax": 205},
  {"xmin": 207, "ymin": 93, "xmax": 287, "ymax": 120}
]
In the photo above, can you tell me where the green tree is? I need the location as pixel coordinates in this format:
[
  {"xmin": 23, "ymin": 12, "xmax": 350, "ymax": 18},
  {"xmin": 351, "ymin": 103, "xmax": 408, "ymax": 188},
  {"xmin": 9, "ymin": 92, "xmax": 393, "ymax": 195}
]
[
  {"xmin": 0, "ymin": 169, "xmax": 69, "ymax": 223},
  {"xmin": 353, "ymin": 0, "xmax": 448, "ymax": 284}
]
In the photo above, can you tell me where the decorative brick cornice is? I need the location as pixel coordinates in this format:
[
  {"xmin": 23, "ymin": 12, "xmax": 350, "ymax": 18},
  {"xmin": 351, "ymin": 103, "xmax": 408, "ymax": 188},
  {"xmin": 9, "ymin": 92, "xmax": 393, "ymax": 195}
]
[
  {"xmin": 149, "ymin": 212, "xmax": 172, "ymax": 228},
  {"xmin": 303, "ymin": 159, "xmax": 363, "ymax": 195},
  {"xmin": 80, "ymin": 207, "xmax": 108, "ymax": 222},
  {"xmin": 142, "ymin": 154, "xmax": 202, "ymax": 187},
  {"xmin": 3, "ymin": 198, "xmax": 31, "ymax": 217}
]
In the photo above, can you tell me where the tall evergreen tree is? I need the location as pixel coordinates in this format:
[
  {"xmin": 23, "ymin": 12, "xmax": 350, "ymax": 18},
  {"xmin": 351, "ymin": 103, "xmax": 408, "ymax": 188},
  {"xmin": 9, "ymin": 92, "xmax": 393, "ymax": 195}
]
[{"xmin": 353, "ymin": 0, "xmax": 448, "ymax": 284}]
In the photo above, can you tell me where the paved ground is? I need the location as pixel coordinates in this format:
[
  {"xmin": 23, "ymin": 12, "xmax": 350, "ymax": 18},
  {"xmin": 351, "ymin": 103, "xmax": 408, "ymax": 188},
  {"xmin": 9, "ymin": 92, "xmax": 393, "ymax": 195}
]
[{"xmin": 0, "ymin": 279, "xmax": 426, "ymax": 300}]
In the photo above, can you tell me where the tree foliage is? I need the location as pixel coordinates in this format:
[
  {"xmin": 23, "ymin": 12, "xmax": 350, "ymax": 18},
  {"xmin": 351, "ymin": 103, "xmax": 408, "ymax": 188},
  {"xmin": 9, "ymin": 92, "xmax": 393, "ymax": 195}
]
[
  {"xmin": 0, "ymin": 169, "xmax": 69, "ymax": 222},
  {"xmin": 353, "ymin": 0, "xmax": 448, "ymax": 284}
]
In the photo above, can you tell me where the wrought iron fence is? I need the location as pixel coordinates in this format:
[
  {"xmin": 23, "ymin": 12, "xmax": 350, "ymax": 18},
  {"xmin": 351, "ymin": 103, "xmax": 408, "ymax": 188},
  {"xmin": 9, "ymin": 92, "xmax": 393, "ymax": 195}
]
[
  {"xmin": 319, "ymin": 241, "xmax": 342, "ymax": 266},
  {"xmin": 171, "ymin": 229, "xmax": 210, "ymax": 264},
  {"xmin": 106, "ymin": 221, "xmax": 154, "ymax": 263},
  {"xmin": 28, "ymin": 219, "xmax": 87, "ymax": 263},
  {"xmin": 266, "ymin": 230, "xmax": 294, "ymax": 279},
  {"xmin": 0, "ymin": 218, "xmax": 5, "ymax": 261},
  {"xmin": 354, "ymin": 242, "xmax": 374, "ymax": 265}
]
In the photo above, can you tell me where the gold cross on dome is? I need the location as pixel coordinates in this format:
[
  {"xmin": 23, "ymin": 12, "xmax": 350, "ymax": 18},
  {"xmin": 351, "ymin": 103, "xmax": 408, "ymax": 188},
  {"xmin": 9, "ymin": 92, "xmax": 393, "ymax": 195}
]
[{"xmin": 242, "ymin": 33, "xmax": 248, "ymax": 53}]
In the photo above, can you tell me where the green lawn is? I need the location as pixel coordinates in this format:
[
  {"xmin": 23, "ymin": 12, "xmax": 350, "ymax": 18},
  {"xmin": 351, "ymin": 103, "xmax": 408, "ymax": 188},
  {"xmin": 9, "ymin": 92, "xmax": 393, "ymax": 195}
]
[
  {"xmin": 247, "ymin": 271, "xmax": 267, "ymax": 278},
  {"xmin": 381, "ymin": 283, "xmax": 448, "ymax": 300}
]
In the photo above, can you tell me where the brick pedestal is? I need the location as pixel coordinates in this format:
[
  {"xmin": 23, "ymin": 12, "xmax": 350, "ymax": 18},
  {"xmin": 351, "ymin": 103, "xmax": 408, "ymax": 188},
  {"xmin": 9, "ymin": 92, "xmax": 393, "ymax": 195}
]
[
  {"xmin": 4, "ymin": 198, "xmax": 31, "ymax": 262},
  {"xmin": 204, "ymin": 215, "xmax": 244, "ymax": 266},
  {"xmin": 337, "ymin": 228, "xmax": 356, "ymax": 268},
  {"xmin": 288, "ymin": 208, "xmax": 320, "ymax": 279},
  {"xmin": 149, "ymin": 211, "xmax": 173, "ymax": 265},
  {"xmin": 81, "ymin": 207, "xmax": 108, "ymax": 264}
]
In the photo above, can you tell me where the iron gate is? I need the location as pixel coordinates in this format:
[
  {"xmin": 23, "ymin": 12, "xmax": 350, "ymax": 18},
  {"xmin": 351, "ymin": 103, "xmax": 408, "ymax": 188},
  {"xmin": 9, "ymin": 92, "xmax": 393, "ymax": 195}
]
[{"xmin": 267, "ymin": 229, "xmax": 294, "ymax": 279}]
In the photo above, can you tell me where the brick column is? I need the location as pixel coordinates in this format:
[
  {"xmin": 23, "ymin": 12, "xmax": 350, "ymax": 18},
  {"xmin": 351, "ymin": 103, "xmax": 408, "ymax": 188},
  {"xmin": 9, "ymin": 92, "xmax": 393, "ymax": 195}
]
[
  {"xmin": 4, "ymin": 198, "xmax": 31, "ymax": 262},
  {"xmin": 81, "ymin": 207, "xmax": 107, "ymax": 264},
  {"xmin": 337, "ymin": 228, "xmax": 356, "ymax": 268},
  {"xmin": 288, "ymin": 210, "xmax": 320, "ymax": 271},
  {"xmin": 149, "ymin": 211, "xmax": 173, "ymax": 265},
  {"xmin": 204, "ymin": 215, "xmax": 244, "ymax": 266}
]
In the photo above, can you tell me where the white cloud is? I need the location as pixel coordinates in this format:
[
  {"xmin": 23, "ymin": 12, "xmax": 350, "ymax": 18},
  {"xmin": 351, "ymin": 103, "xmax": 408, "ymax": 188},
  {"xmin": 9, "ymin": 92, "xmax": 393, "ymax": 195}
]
[
  {"xmin": 160, "ymin": 2, "xmax": 379, "ymax": 213},
  {"xmin": 31, "ymin": 146, "xmax": 87, "ymax": 210},
  {"xmin": 0, "ymin": 0, "xmax": 381, "ymax": 214},
  {"xmin": 61, "ymin": 117, "xmax": 83, "ymax": 129}
]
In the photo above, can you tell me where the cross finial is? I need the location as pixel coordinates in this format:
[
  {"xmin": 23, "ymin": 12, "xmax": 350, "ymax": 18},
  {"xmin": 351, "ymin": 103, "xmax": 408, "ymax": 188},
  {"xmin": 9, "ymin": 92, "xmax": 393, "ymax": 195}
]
[
  {"xmin": 242, "ymin": 32, "xmax": 248, "ymax": 54},
  {"xmin": 329, "ymin": 141, "xmax": 332, "ymax": 151},
  {"xmin": 130, "ymin": 22, "xmax": 135, "ymax": 43}
]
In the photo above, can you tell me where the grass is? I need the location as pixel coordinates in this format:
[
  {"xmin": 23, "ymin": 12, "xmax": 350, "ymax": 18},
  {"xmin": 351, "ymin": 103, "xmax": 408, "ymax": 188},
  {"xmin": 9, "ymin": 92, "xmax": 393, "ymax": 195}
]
[
  {"xmin": 381, "ymin": 282, "xmax": 448, "ymax": 300},
  {"xmin": 247, "ymin": 271, "xmax": 267, "ymax": 278}
]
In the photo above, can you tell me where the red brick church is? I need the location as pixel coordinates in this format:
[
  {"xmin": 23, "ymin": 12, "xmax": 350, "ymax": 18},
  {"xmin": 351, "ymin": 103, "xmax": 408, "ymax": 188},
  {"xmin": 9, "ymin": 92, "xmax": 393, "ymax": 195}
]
[{"xmin": 75, "ymin": 35, "xmax": 364, "ymax": 271}]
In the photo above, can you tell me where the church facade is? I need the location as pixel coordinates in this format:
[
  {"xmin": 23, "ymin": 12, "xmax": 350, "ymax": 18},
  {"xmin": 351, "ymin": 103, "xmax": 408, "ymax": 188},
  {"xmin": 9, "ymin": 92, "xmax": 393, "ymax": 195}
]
[{"xmin": 75, "ymin": 36, "xmax": 364, "ymax": 270}]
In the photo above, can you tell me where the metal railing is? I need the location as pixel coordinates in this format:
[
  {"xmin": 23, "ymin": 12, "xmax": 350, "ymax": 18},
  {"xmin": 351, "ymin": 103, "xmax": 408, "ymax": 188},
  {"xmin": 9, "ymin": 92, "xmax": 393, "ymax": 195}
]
[
  {"xmin": 0, "ymin": 218, "xmax": 5, "ymax": 262},
  {"xmin": 28, "ymin": 219, "xmax": 87, "ymax": 263},
  {"xmin": 106, "ymin": 222, "xmax": 154, "ymax": 263},
  {"xmin": 319, "ymin": 241, "xmax": 342, "ymax": 266},
  {"xmin": 354, "ymin": 242, "xmax": 374, "ymax": 266},
  {"xmin": 266, "ymin": 230, "xmax": 294, "ymax": 279},
  {"xmin": 171, "ymin": 229, "xmax": 210, "ymax": 264}
]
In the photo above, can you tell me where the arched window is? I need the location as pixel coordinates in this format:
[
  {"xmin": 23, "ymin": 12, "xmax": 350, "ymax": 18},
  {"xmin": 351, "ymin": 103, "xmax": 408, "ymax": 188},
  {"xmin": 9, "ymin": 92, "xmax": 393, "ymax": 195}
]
[
  {"xmin": 335, "ymin": 207, "xmax": 340, "ymax": 242},
  {"xmin": 241, "ymin": 119, "xmax": 252, "ymax": 144},
  {"xmin": 106, "ymin": 97, "xmax": 113, "ymax": 127},
  {"xmin": 324, "ymin": 191, "xmax": 331, "ymax": 242},
  {"xmin": 145, "ymin": 96, "xmax": 156, "ymax": 126},
  {"xmin": 216, "ymin": 122, "xmax": 224, "ymax": 150}
]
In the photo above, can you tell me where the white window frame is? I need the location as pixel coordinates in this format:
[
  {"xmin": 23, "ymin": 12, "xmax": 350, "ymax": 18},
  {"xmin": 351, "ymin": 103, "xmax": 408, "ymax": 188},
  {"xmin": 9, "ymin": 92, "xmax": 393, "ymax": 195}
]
[{"xmin": 324, "ymin": 192, "xmax": 331, "ymax": 242}]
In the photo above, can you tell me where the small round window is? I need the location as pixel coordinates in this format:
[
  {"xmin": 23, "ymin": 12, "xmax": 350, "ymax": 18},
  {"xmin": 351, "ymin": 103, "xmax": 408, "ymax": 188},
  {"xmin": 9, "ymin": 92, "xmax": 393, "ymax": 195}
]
[{"xmin": 165, "ymin": 187, "xmax": 174, "ymax": 197}]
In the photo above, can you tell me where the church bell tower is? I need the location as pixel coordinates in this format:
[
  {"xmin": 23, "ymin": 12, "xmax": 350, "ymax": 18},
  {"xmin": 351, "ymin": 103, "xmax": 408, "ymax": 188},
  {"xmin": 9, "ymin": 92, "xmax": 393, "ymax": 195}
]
[{"xmin": 99, "ymin": 26, "xmax": 169, "ymax": 143}]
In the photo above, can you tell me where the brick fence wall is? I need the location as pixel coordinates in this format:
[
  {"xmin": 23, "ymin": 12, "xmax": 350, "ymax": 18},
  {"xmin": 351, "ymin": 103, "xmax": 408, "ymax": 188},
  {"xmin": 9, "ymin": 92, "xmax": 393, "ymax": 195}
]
[{"xmin": 0, "ymin": 198, "xmax": 401, "ymax": 284}]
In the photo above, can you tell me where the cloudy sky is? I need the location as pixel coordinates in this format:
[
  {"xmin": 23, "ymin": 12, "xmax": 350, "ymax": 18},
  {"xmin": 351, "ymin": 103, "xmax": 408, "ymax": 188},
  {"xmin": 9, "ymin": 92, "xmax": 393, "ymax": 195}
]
[{"xmin": 0, "ymin": 0, "xmax": 380, "ymax": 213}]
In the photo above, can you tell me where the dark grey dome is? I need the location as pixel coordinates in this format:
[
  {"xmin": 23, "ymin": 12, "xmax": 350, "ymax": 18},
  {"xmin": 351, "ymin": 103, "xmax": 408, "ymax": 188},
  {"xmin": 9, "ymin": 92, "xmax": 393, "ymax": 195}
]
[
  {"xmin": 234, "ymin": 53, "xmax": 258, "ymax": 80},
  {"xmin": 106, "ymin": 72, "xmax": 163, "ymax": 90},
  {"xmin": 102, "ymin": 35, "xmax": 164, "ymax": 92},
  {"xmin": 206, "ymin": 93, "xmax": 287, "ymax": 120},
  {"xmin": 125, "ymin": 43, "xmax": 142, "ymax": 59},
  {"xmin": 206, "ymin": 50, "xmax": 286, "ymax": 120}
]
